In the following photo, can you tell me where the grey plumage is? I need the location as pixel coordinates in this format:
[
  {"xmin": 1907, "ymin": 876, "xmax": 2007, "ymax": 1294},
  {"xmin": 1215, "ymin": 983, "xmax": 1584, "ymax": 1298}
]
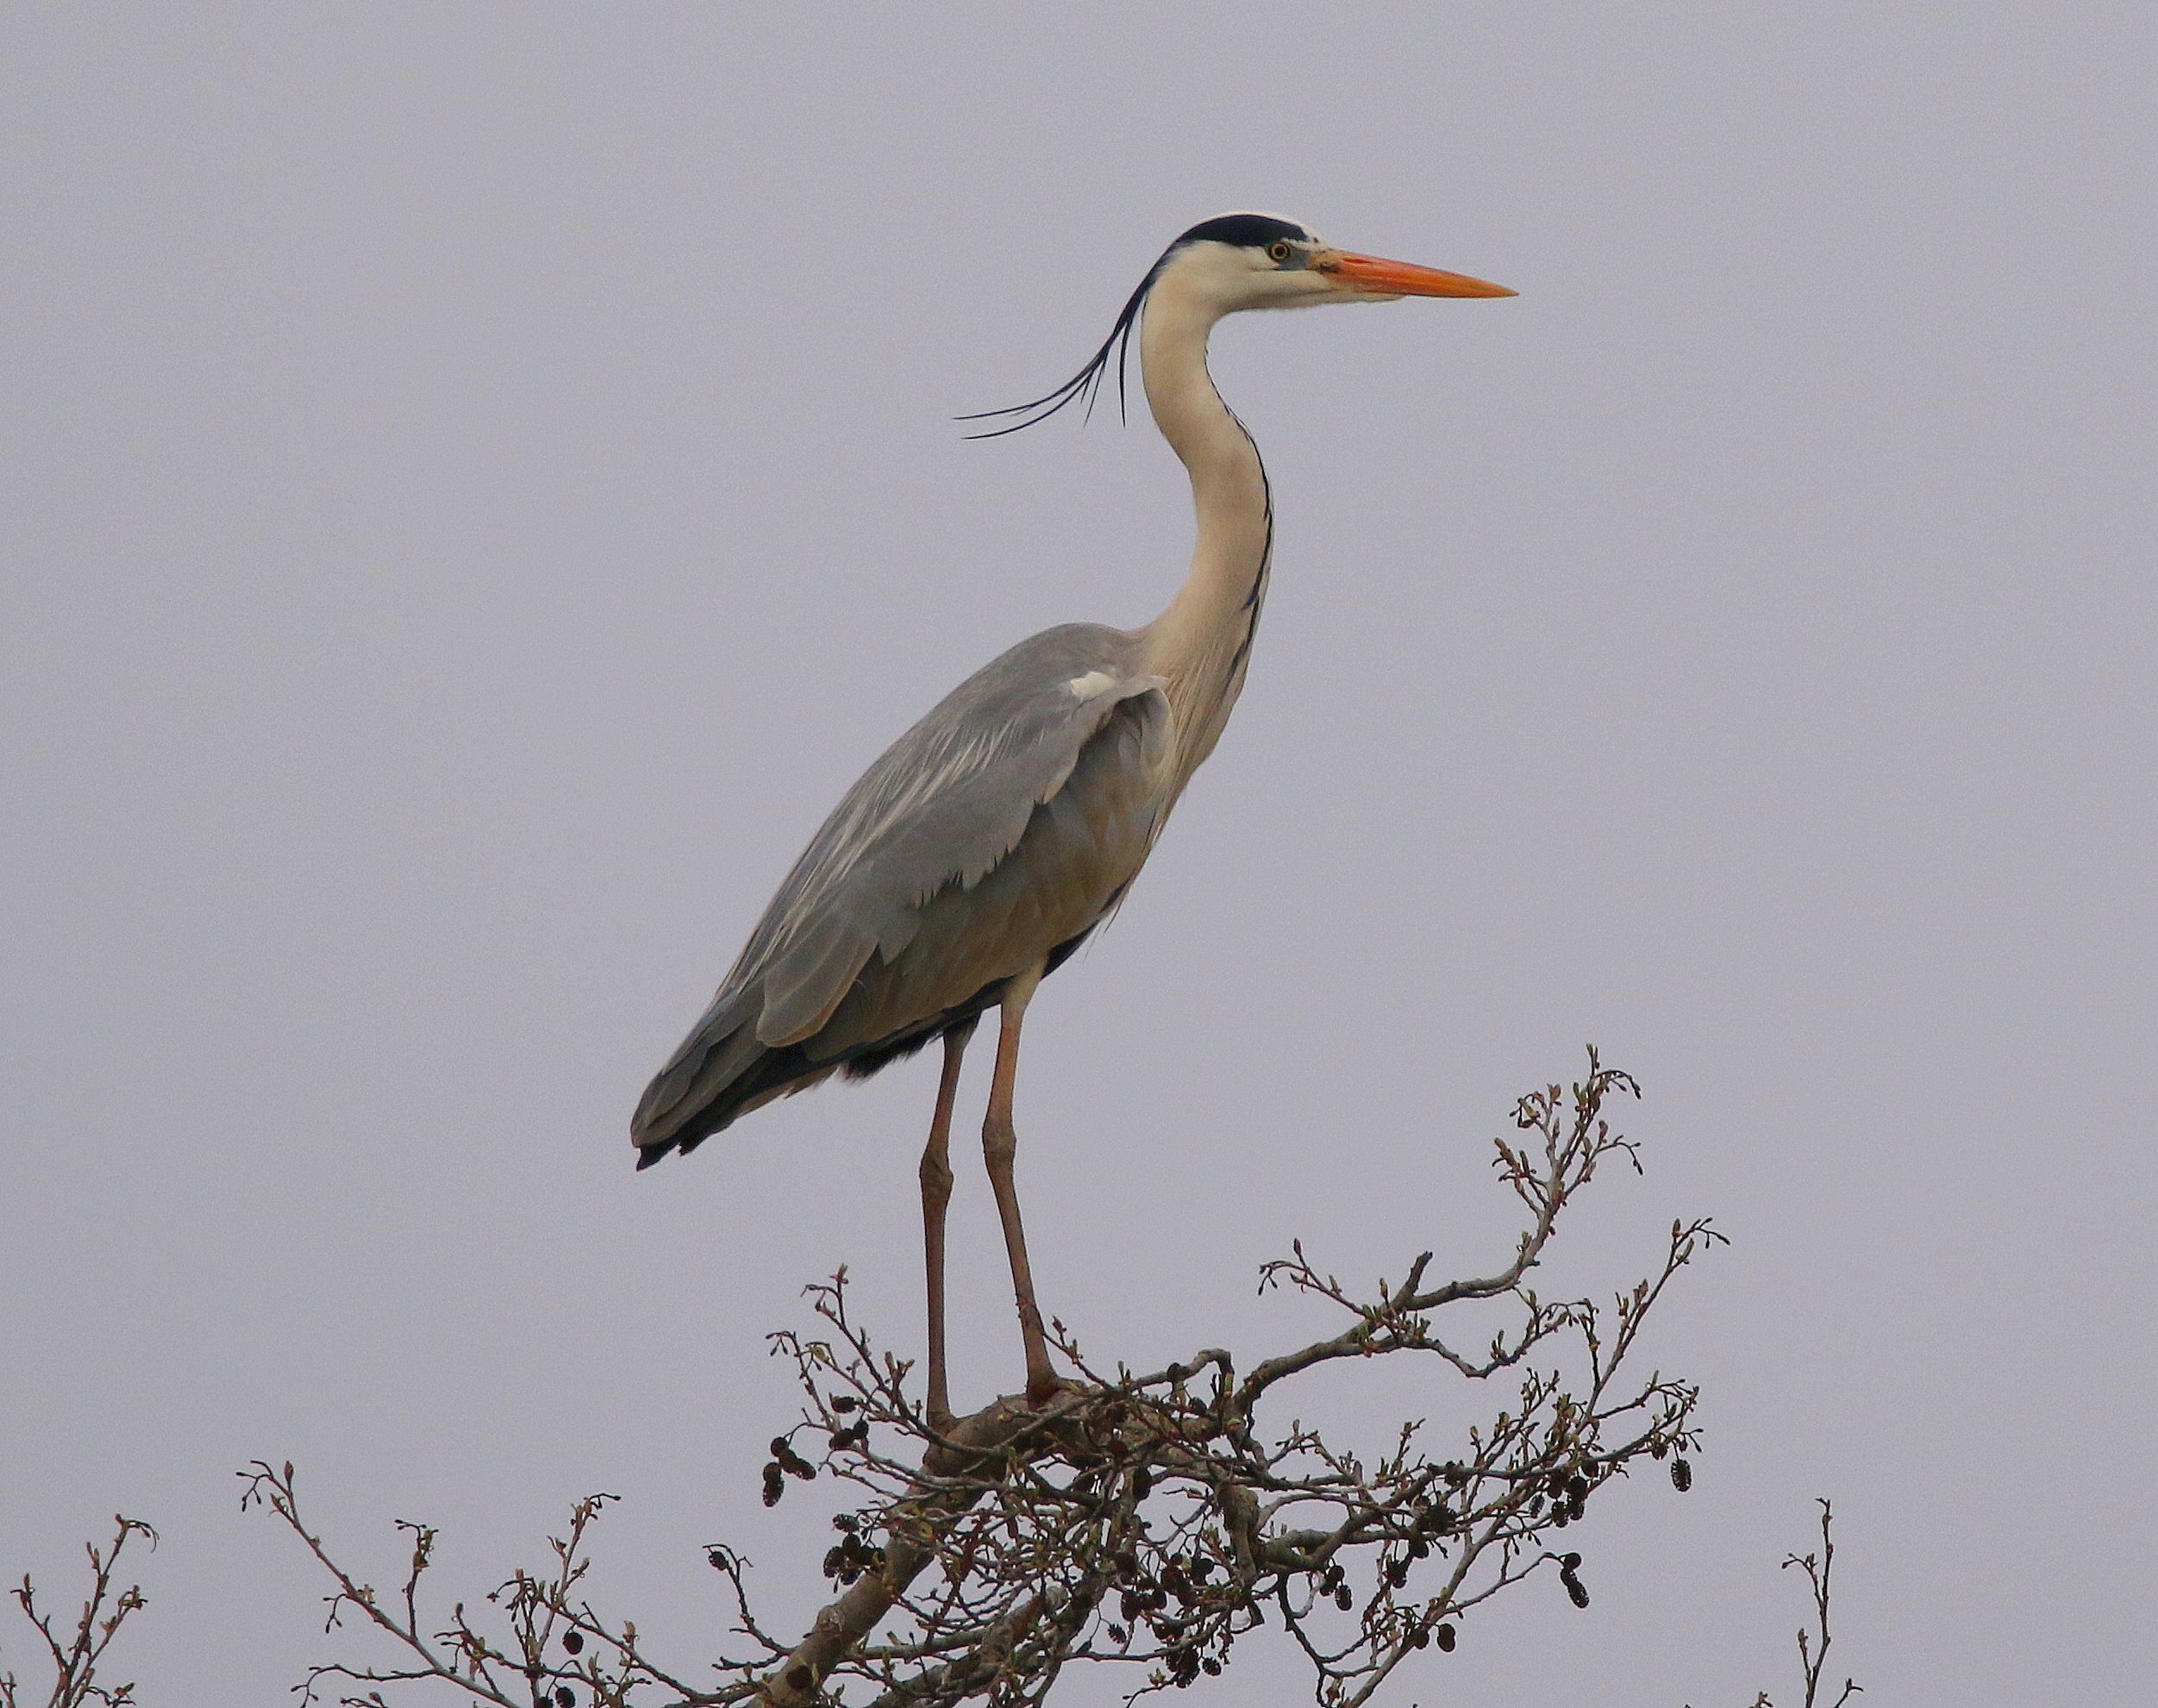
[
  {"xmin": 633, "ymin": 623, "xmax": 1168, "ymax": 1166},
  {"xmin": 628, "ymin": 214, "xmax": 1511, "ymax": 1413}
]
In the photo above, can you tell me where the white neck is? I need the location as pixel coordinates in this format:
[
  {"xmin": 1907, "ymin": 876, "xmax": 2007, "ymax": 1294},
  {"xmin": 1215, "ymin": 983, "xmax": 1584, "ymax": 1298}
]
[{"xmin": 1135, "ymin": 276, "xmax": 1273, "ymax": 788}]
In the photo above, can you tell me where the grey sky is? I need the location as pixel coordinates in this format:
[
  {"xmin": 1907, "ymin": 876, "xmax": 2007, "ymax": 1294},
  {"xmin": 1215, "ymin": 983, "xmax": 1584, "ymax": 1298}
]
[{"xmin": 4, "ymin": 4, "xmax": 2154, "ymax": 1702}]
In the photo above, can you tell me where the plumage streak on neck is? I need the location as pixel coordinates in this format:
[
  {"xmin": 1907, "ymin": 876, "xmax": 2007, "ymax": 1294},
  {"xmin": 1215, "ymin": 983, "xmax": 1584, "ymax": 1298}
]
[
  {"xmin": 1225, "ymin": 411, "xmax": 1273, "ymax": 662},
  {"xmin": 960, "ymin": 241, "xmax": 1279, "ymax": 794},
  {"xmin": 1135, "ymin": 281, "xmax": 1275, "ymax": 796}
]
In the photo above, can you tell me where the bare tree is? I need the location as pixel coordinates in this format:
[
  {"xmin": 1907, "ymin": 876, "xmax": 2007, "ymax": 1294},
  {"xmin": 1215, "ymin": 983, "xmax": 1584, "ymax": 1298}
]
[
  {"xmin": 239, "ymin": 1053, "xmax": 1725, "ymax": 1705},
  {"xmin": 8, "ymin": 1056, "xmax": 1860, "ymax": 1705}
]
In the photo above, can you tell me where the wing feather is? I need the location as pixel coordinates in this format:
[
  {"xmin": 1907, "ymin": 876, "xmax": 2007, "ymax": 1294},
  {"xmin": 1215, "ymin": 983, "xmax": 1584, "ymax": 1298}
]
[{"xmin": 632, "ymin": 623, "xmax": 1164, "ymax": 1153}]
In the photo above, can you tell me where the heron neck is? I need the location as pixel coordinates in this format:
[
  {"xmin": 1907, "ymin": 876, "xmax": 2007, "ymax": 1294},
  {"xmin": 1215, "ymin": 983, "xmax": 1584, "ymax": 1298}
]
[{"xmin": 1136, "ymin": 286, "xmax": 1272, "ymax": 781}]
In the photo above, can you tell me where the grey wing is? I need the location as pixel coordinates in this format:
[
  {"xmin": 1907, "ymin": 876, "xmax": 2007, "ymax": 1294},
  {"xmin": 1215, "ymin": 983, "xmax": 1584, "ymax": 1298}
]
[{"xmin": 632, "ymin": 623, "xmax": 1168, "ymax": 1160}]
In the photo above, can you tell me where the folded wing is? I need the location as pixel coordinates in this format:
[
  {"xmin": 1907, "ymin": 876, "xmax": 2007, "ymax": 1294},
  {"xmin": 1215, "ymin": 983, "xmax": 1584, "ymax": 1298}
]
[{"xmin": 632, "ymin": 623, "xmax": 1169, "ymax": 1162}]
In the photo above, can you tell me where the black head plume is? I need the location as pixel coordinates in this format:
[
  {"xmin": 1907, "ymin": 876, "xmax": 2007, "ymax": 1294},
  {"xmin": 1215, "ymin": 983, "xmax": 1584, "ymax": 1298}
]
[
  {"xmin": 958, "ymin": 260, "xmax": 1159, "ymax": 440},
  {"xmin": 960, "ymin": 216, "xmax": 1314, "ymax": 441}
]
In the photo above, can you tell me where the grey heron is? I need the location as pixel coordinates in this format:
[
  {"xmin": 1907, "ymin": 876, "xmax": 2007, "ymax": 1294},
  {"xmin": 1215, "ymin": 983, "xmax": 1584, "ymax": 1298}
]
[{"xmin": 632, "ymin": 214, "xmax": 1511, "ymax": 1420}]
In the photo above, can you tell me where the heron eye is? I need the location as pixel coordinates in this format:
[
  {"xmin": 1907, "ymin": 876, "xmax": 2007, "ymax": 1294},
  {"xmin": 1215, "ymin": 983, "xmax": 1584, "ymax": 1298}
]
[{"xmin": 1267, "ymin": 241, "xmax": 1294, "ymax": 265}]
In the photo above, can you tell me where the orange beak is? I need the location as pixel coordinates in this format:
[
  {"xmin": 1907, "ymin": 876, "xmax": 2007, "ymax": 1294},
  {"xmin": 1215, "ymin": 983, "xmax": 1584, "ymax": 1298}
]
[{"xmin": 1322, "ymin": 250, "xmax": 1516, "ymax": 299}]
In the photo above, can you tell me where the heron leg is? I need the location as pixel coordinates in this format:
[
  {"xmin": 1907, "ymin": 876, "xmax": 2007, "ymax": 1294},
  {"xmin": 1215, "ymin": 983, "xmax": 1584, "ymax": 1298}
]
[
  {"xmin": 918, "ymin": 1017, "xmax": 975, "ymax": 1432},
  {"xmin": 981, "ymin": 964, "xmax": 1056, "ymax": 1406}
]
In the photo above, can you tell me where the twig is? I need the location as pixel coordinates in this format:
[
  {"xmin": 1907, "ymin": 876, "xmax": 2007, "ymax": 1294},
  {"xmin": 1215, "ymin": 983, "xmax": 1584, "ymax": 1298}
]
[{"xmin": 3, "ymin": 1516, "xmax": 156, "ymax": 1708}]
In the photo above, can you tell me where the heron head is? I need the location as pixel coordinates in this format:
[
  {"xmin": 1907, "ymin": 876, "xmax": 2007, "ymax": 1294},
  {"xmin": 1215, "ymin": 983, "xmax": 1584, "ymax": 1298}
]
[
  {"xmin": 962, "ymin": 213, "xmax": 1511, "ymax": 438},
  {"xmin": 1155, "ymin": 213, "xmax": 1516, "ymax": 314}
]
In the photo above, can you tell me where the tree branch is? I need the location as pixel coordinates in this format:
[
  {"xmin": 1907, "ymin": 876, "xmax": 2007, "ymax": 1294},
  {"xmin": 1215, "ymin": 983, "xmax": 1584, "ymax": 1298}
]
[
  {"xmin": 235, "ymin": 1050, "xmax": 1729, "ymax": 1706},
  {"xmin": 3, "ymin": 1516, "xmax": 156, "ymax": 1708}
]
